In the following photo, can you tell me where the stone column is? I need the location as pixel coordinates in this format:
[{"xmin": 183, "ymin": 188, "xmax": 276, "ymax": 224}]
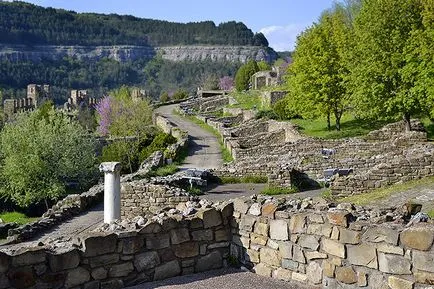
[{"xmin": 99, "ymin": 162, "xmax": 122, "ymax": 224}]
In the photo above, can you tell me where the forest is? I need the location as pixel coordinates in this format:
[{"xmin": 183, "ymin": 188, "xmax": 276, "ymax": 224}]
[{"xmin": 0, "ymin": 1, "xmax": 268, "ymax": 47}]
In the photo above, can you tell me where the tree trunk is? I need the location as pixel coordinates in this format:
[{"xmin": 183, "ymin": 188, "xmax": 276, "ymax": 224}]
[
  {"xmin": 335, "ymin": 111, "xmax": 342, "ymax": 131},
  {"xmin": 403, "ymin": 113, "xmax": 411, "ymax": 132},
  {"xmin": 44, "ymin": 198, "xmax": 49, "ymax": 211},
  {"xmin": 327, "ymin": 113, "xmax": 331, "ymax": 131}
]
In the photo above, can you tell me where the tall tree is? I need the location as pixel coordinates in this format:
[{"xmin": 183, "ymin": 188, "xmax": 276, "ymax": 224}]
[
  {"xmin": 286, "ymin": 5, "xmax": 353, "ymax": 130},
  {"xmin": 351, "ymin": 0, "xmax": 426, "ymax": 131},
  {"xmin": 234, "ymin": 60, "xmax": 259, "ymax": 92}
]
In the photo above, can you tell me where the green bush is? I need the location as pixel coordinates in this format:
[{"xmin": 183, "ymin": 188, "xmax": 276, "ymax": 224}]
[
  {"xmin": 261, "ymin": 186, "xmax": 299, "ymax": 196},
  {"xmin": 140, "ymin": 132, "xmax": 177, "ymax": 161},
  {"xmin": 147, "ymin": 164, "xmax": 179, "ymax": 177}
]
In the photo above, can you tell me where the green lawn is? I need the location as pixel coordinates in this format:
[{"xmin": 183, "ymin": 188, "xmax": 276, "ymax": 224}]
[
  {"xmin": 0, "ymin": 212, "xmax": 39, "ymax": 225},
  {"xmin": 228, "ymin": 91, "xmax": 266, "ymax": 110},
  {"xmin": 290, "ymin": 114, "xmax": 389, "ymax": 139}
]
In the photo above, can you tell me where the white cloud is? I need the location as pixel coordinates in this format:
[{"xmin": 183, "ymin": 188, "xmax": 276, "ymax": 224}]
[{"xmin": 260, "ymin": 24, "xmax": 308, "ymax": 52}]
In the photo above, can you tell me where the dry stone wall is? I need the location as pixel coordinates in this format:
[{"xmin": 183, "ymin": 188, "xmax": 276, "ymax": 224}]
[
  {"xmin": 230, "ymin": 196, "xmax": 434, "ymax": 288},
  {"xmin": 0, "ymin": 204, "xmax": 233, "ymax": 289}
]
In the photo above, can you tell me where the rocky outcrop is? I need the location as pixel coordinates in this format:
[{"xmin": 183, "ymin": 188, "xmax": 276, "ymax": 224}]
[{"xmin": 0, "ymin": 44, "xmax": 277, "ymax": 63}]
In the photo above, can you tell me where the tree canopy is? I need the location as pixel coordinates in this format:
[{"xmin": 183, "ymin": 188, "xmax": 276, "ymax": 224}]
[{"xmin": 235, "ymin": 60, "xmax": 259, "ymax": 92}]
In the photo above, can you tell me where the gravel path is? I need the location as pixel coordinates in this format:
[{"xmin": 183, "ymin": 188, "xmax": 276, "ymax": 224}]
[
  {"xmin": 126, "ymin": 268, "xmax": 318, "ymax": 289},
  {"xmin": 155, "ymin": 104, "xmax": 223, "ymax": 170}
]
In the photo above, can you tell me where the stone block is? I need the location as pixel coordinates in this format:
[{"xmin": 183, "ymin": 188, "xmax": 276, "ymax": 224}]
[
  {"xmin": 65, "ymin": 267, "xmax": 90, "ymax": 288},
  {"xmin": 331, "ymin": 226, "xmax": 340, "ymax": 240},
  {"xmin": 363, "ymin": 226, "xmax": 399, "ymax": 245},
  {"xmin": 289, "ymin": 214, "xmax": 306, "ymax": 234},
  {"xmin": 357, "ymin": 271, "xmax": 368, "ymax": 287},
  {"xmin": 254, "ymin": 263, "xmax": 272, "ymax": 277},
  {"xmin": 323, "ymin": 260, "xmax": 335, "ymax": 278},
  {"xmin": 292, "ymin": 245, "xmax": 306, "ymax": 264},
  {"xmin": 401, "ymin": 225, "xmax": 434, "ymax": 251},
  {"xmin": 260, "ymin": 247, "xmax": 281, "ymax": 267},
  {"xmin": 173, "ymin": 242, "xmax": 199, "ymax": 258},
  {"xmin": 321, "ymin": 238, "xmax": 345, "ymax": 258},
  {"xmin": 234, "ymin": 198, "xmax": 250, "ymax": 214},
  {"xmin": 306, "ymin": 261, "xmax": 322, "ymax": 285},
  {"xmin": 308, "ymin": 214, "xmax": 324, "ymax": 224},
  {"xmin": 170, "ymin": 228, "xmax": 190, "ymax": 244},
  {"xmin": 376, "ymin": 242, "xmax": 404, "ymax": 255},
  {"xmin": 0, "ymin": 253, "xmax": 9, "ymax": 273},
  {"xmin": 262, "ymin": 203, "xmax": 278, "ymax": 218},
  {"xmin": 415, "ymin": 271, "xmax": 434, "ymax": 284},
  {"xmin": 91, "ymin": 267, "xmax": 107, "ymax": 280},
  {"xmin": 121, "ymin": 236, "xmax": 144, "ymax": 254},
  {"xmin": 267, "ymin": 239, "xmax": 279, "ymax": 250},
  {"xmin": 335, "ymin": 266, "xmax": 357, "ymax": 284},
  {"xmin": 48, "ymin": 250, "xmax": 80, "ymax": 272},
  {"xmin": 273, "ymin": 268, "xmax": 292, "ymax": 282},
  {"xmin": 8, "ymin": 267, "xmax": 35, "ymax": 289},
  {"xmin": 207, "ymin": 242, "xmax": 229, "ymax": 249},
  {"xmin": 195, "ymin": 251, "xmax": 222, "ymax": 272},
  {"xmin": 233, "ymin": 235, "xmax": 250, "ymax": 248},
  {"xmin": 413, "ymin": 250, "xmax": 434, "ymax": 273},
  {"xmin": 298, "ymin": 235, "xmax": 320, "ymax": 250},
  {"xmin": 108, "ymin": 262, "xmax": 134, "ymax": 278},
  {"xmin": 154, "ymin": 260, "xmax": 181, "ymax": 280},
  {"xmin": 246, "ymin": 249, "xmax": 260, "ymax": 263},
  {"xmin": 278, "ymin": 242, "xmax": 292, "ymax": 259},
  {"xmin": 388, "ymin": 276, "xmax": 414, "ymax": 289},
  {"xmin": 254, "ymin": 222, "xmax": 269, "ymax": 237},
  {"xmin": 189, "ymin": 218, "xmax": 203, "ymax": 229},
  {"xmin": 84, "ymin": 281, "xmax": 100, "ymax": 289},
  {"xmin": 139, "ymin": 222, "xmax": 162, "ymax": 234},
  {"xmin": 134, "ymin": 251, "xmax": 160, "ymax": 272},
  {"xmin": 215, "ymin": 229, "xmax": 229, "ymax": 241},
  {"xmin": 100, "ymin": 279, "xmax": 123, "ymax": 289},
  {"xmin": 248, "ymin": 203, "xmax": 261, "ymax": 216},
  {"xmin": 11, "ymin": 249, "xmax": 46, "ymax": 266},
  {"xmin": 83, "ymin": 233, "xmax": 117, "ymax": 257},
  {"xmin": 339, "ymin": 228, "xmax": 361, "ymax": 244},
  {"xmin": 192, "ymin": 229, "xmax": 213, "ymax": 241},
  {"xmin": 270, "ymin": 219, "xmax": 289, "ymax": 240},
  {"xmin": 239, "ymin": 215, "xmax": 256, "ymax": 231},
  {"xmin": 347, "ymin": 244, "xmax": 378, "ymax": 269},
  {"xmin": 307, "ymin": 224, "xmax": 332, "ymax": 237},
  {"xmin": 251, "ymin": 233, "xmax": 267, "ymax": 246},
  {"xmin": 198, "ymin": 208, "xmax": 222, "ymax": 228},
  {"xmin": 292, "ymin": 272, "xmax": 308, "ymax": 283},
  {"xmin": 305, "ymin": 251, "xmax": 327, "ymax": 260},
  {"xmin": 327, "ymin": 209, "xmax": 351, "ymax": 227},
  {"xmin": 378, "ymin": 252, "xmax": 411, "ymax": 274},
  {"xmin": 89, "ymin": 253, "xmax": 119, "ymax": 268},
  {"xmin": 146, "ymin": 234, "xmax": 170, "ymax": 249}
]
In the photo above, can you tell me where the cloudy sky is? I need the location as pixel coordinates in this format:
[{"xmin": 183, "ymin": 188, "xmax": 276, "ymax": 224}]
[{"xmin": 16, "ymin": 0, "xmax": 336, "ymax": 51}]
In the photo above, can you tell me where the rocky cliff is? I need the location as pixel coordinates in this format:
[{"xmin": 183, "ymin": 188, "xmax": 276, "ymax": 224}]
[{"xmin": 0, "ymin": 45, "xmax": 277, "ymax": 63}]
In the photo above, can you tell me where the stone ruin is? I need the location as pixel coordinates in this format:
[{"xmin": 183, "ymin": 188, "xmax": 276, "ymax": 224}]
[
  {"xmin": 64, "ymin": 90, "xmax": 98, "ymax": 111},
  {"xmin": 179, "ymin": 94, "xmax": 434, "ymax": 197},
  {"xmin": 3, "ymin": 84, "xmax": 50, "ymax": 121}
]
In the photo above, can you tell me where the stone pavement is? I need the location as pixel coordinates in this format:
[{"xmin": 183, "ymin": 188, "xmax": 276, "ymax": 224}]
[{"xmin": 126, "ymin": 268, "xmax": 318, "ymax": 289}]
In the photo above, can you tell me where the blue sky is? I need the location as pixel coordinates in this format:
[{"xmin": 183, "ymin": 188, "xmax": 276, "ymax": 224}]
[{"xmin": 20, "ymin": 0, "xmax": 336, "ymax": 51}]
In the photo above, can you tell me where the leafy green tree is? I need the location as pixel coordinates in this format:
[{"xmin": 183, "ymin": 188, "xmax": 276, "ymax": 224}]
[
  {"xmin": 172, "ymin": 89, "xmax": 189, "ymax": 100},
  {"xmin": 0, "ymin": 109, "xmax": 98, "ymax": 208},
  {"xmin": 351, "ymin": 0, "xmax": 426, "ymax": 131},
  {"xmin": 286, "ymin": 5, "xmax": 353, "ymax": 130},
  {"xmin": 235, "ymin": 60, "xmax": 259, "ymax": 92},
  {"xmin": 257, "ymin": 61, "xmax": 271, "ymax": 71}
]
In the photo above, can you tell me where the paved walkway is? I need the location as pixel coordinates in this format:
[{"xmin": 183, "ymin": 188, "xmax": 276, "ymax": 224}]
[
  {"xmin": 155, "ymin": 104, "xmax": 223, "ymax": 170},
  {"xmin": 126, "ymin": 268, "xmax": 318, "ymax": 289}
]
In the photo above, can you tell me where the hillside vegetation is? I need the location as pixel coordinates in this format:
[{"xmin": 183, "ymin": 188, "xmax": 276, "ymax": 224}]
[{"xmin": 0, "ymin": 1, "xmax": 268, "ymax": 47}]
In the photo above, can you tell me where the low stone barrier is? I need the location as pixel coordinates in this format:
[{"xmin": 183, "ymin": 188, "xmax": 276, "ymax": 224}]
[
  {"xmin": 0, "ymin": 204, "xmax": 233, "ymax": 289},
  {"xmin": 230, "ymin": 196, "xmax": 434, "ymax": 288}
]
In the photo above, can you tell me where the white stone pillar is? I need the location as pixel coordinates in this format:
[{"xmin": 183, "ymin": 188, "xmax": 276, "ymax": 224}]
[{"xmin": 99, "ymin": 162, "xmax": 121, "ymax": 224}]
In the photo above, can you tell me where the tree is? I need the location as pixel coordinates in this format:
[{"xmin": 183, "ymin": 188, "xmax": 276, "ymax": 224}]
[
  {"xmin": 159, "ymin": 91, "xmax": 170, "ymax": 103},
  {"xmin": 235, "ymin": 60, "xmax": 259, "ymax": 92},
  {"xmin": 219, "ymin": 76, "xmax": 234, "ymax": 91},
  {"xmin": 0, "ymin": 109, "xmax": 98, "ymax": 208},
  {"xmin": 257, "ymin": 61, "xmax": 271, "ymax": 71},
  {"xmin": 351, "ymin": 0, "xmax": 426, "ymax": 131},
  {"xmin": 286, "ymin": 5, "xmax": 353, "ymax": 130}
]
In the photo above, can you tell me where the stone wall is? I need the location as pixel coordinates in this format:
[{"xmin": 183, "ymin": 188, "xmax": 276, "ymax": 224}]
[
  {"xmin": 153, "ymin": 114, "xmax": 189, "ymax": 160},
  {"xmin": 0, "ymin": 204, "xmax": 233, "ymax": 289},
  {"xmin": 230, "ymin": 196, "xmax": 434, "ymax": 288},
  {"xmin": 121, "ymin": 181, "xmax": 193, "ymax": 218},
  {"xmin": 260, "ymin": 90, "xmax": 287, "ymax": 107}
]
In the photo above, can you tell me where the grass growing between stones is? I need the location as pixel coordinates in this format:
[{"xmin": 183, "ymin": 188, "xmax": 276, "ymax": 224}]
[
  {"xmin": 0, "ymin": 212, "xmax": 39, "ymax": 225},
  {"xmin": 261, "ymin": 186, "xmax": 299, "ymax": 196},
  {"xmin": 219, "ymin": 175, "xmax": 268, "ymax": 184},
  {"xmin": 174, "ymin": 110, "xmax": 234, "ymax": 163},
  {"xmin": 228, "ymin": 91, "xmax": 265, "ymax": 110},
  {"xmin": 290, "ymin": 114, "xmax": 388, "ymax": 139},
  {"xmin": 428, "ymin": 210, "xmax": 434, "ymax": 219},
  {"xmin": 147, "ymin": 164, "xmax": 179, "ymax": 177},
  {"xmin": 337, "ymin": 176, "xmax": 434, "ymax": 205}
]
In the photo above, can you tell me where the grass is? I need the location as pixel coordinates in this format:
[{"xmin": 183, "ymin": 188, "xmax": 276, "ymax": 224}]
[
  {"xmin": 0, "ymin": 212, "xmax": 39, "ymax": 225},
  {"xmin": 228, "ymin": 91, "xmax": 266, "ymax": 110},
  {"xmin": 261, "ymin": 186, "xmax": 299, "ymax": 196},
  {"xmin": 147, "ymin": 164, "xmax": 179, "ymax": 177},
  {"xmin": 220, "ymin": 175, "xmax": 268, "ymax": 184},
  {"xmin": 428, "ymin": 210, "xmax": 434, "ymax": 219},
  {"xmin": 338, "ymin": 176, "xmax": 434, "ymax": 205},
  {"xmin": 187, "ymin": 186, "xmax": 204, "ymax": 196},
  {"xmin": 421, "ymin": 117, "xmax": 434, "ymax": 140},
  {"xmin": 174, "ymin": 110, "xmax": 234, "ymax": 163},
  {"xmin": 290, "ymin": 114, "xmax": 390, "ymax": 139}
]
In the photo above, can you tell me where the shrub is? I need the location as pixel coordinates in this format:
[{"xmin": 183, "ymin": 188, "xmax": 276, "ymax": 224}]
[{"xmin": 261, "ymin": 186, "xmax": 299, "ymax": 196}]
